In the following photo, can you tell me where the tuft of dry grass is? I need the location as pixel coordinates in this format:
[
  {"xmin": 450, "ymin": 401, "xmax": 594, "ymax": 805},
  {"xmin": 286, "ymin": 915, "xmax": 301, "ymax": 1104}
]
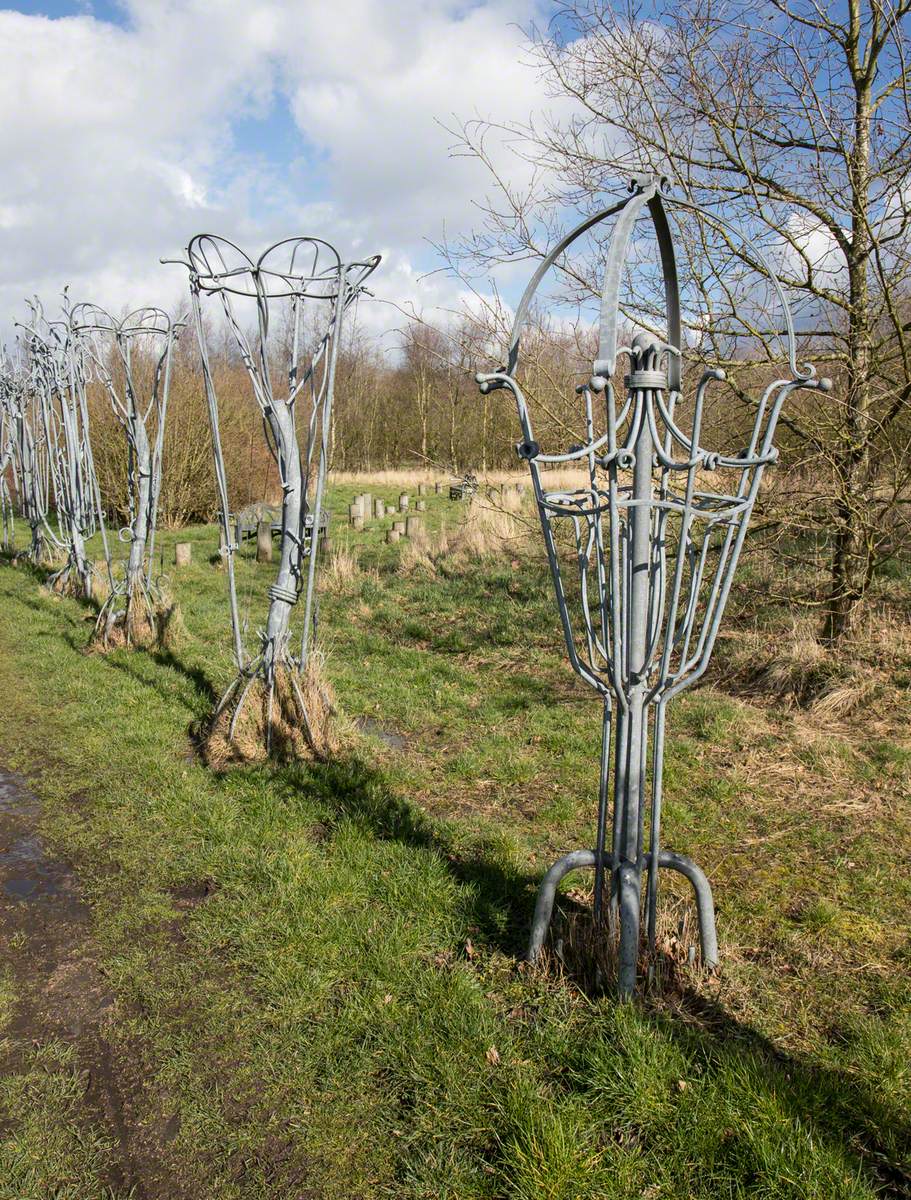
[
  {"xmin": 322, "ymin": 542, "xmax": 362, "ymax": 594},
  {"xmin": 48, "ymin": 567, "xmax": 93, "ymax": 602},
  {"xmin": 202, "ymin": 655, "xmax": 338, "ymax": 768},
  {"xmin": 446, "ymin": 490, "xmax": 532, "ymax": 562},
  {"xmin": 395, "ymin": 489, "xmax": 535, "ymax": 576},
  {"xmin": 714, "ymin": 616, "xmax": 884, "ymax": 717},
  {"xmin": 89, "ymin": 584, "xmax": 183, "ymax": 653},
  {"xmin": 157, "ymin": 596, "xmax": 186, "ymax": 651},
  {"xmin": 536, "ymin": 884, "xmax": 710, "ymax": 1000},
  {"xmin": 398, "ymin": 522, "xmax": 437, "ymax": 575}
]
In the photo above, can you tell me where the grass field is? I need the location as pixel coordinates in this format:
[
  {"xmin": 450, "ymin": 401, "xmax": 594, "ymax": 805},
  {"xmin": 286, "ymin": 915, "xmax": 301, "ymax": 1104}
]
[{"xmin": 0, "ymin": 480, "xmax": 909, "ymax": 1198}]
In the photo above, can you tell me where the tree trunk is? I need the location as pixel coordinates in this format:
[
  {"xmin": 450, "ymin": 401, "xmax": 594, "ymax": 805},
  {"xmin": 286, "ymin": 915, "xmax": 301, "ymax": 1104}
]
[{"xmin": 823, "ymin": 7, "xmax": 874, "ymax": 644}]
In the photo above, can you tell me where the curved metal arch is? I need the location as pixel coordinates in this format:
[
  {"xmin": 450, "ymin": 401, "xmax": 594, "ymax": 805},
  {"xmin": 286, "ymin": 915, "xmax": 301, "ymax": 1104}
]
[
  {"xmin": 183, "ymin": 233, "xmax": 378, "ymax": 301},
  {"xmin": 486, "ymin": 175, "xmax": 815, "ymax": 398},
  {"xmin": 118, "ymin": 306, "xmax": 176, "ymax": 338},
  {"xmin": 67, "ymin": 301, "xmax": 118, "ymax": 334},
  {"xmin": 591, "ymin": 180, "xmax": 681, "ymax": 393},
  {"xmin": 68, "ymin": 303, "xmax": 177, "ymax": 340}
]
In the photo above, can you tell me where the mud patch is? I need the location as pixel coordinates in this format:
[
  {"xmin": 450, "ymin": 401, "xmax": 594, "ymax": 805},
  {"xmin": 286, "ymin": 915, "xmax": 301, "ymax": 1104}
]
[
  {"xmin": 0, "ymin": 766, "xmax": 194, "ymax": 1198},
  {"xmin": 355, "ymin": 716, "xmax": 407, "ymax": 751},
  {"xmin": 169, "ymin": 876, "xmax": 218, "ymax": 909}
]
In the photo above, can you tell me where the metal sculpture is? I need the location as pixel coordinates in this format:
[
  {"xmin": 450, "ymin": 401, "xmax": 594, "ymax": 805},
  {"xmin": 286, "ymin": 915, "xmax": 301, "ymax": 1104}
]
[
  {"xmin": 14, "ymin": 299, "xmax": 108, "ymax": 599},
  {"xmin": 0, "ymin": 353, "xmax": 22, "ymax": 554},
  {"xmin": 476, "ymin": 176, "xmax": 831, "ymax": 997},
  {"xmin": 71, "ymin": 304, "xmax": 181, "ymax": 646},
  {"xmin": 169, "ymin": 235, "xmax": 380, "ymax": 763},
  {"xmin": 2, "ymin": 335, "xmax": 54, "ymax": 568}
]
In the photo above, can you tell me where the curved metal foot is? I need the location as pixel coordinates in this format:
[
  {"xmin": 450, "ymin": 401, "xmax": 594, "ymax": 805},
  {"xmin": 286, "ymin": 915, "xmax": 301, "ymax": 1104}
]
[
  {"xmin": 657, "ymin": 849, "xmax": 718, "ymax": 969},
  {"xmin": 527, "ymin": 847, "xmax": 719, "ymax": 982},
  {"xmin": 527, "ymin": 849, "xmax": 602, "ymax": 963}
]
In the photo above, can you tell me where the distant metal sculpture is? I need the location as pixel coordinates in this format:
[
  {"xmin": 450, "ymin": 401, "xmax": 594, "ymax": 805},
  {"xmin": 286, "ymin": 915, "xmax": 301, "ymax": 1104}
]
[
  {"xmin": 0, "ymin": 354, "xmax": 22, "ymax": 553},
  {"xmin": 169, "ymin": 235, "xmax": 380, "ymax": 763},
  {"xmin": 3, "ymin": 337, "xmax": 54, "ymax": 567},
  {"xmin": 477, "ymin": 176, "xmax": 831, "ymax": 997},
  {"xmin": 72, "ymin": 304, "xmax": 181, "ymax": 646},
  {"xmin": 15, "ymin": 299, "xmax": 107, "ymax": 599}
]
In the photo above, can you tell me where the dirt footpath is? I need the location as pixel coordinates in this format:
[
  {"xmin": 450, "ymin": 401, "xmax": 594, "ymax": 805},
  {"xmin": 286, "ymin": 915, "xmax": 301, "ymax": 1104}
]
[{"xmin": 0, "ymin": 767, "xmax": 185, "ymax": 1199}]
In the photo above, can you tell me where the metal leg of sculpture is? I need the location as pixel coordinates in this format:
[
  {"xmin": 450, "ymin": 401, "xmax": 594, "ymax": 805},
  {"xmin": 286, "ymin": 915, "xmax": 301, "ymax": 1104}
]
[
  {"xmin": 617, "ymin": 862, "xmax": 642, "ymax": 999},
  {"xmin": 593, "ymin": 701, "xmax": 611, "ymax": 922},
  {"xmin": 656, "ymin": 850, "xmax": 718, "ymax": 969},
  {"xmin": 527, "ymin": 849, "xmax": 601, "ymax": 963}
]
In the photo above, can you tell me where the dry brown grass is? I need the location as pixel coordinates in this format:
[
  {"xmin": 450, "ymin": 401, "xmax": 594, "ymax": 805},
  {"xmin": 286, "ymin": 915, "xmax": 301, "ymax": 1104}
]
[
  {"xmin": 335, "ymin": 467, "xmax": 589, "ymax": 491},
  {"xmin": 446, "ymin": 490, "xmax": 533, "ymax": 562},
  {"xmin": 535, "ymin": 883, "xmax": 711, "ymax": 1000},
  {"xmin": 395, "ymin": 489, "xmax": 535, "ymax": 576},
  {"xmin": 202, "ymin": 655, "xmax": 338, "ymax": 768},
  {"xmin": 398, "ymin": 522, "xmax": 437, "ymax": 575},
  {"xmin": 321, "ymin": 542, "xmax": 362, "ymax": 594},
  {"xmin": 711, "ymin": 610, "xmax": 899, "ymax": 718},
  {"xmin": 47, "ymin": 575, "xmax": 88, "ymax": 602},
  {"xmin": 89, "ymin": 584, "xmax": 184, "ymax": 653}
]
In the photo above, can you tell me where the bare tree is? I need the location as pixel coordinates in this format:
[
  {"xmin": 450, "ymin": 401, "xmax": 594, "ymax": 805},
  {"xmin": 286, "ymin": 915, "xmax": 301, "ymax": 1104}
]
[
  {"xmin": 449, "ymin": 0, "xmax": 911, "ymax": 640},
  {"xmin": 400, "ymin": 323, "xmax": 441, "ymax": 465}
]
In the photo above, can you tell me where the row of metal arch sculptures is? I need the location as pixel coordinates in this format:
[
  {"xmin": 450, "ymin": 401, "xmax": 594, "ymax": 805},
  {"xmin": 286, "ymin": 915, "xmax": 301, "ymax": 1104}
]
[
  {"xmin": 1, "ymin": 179, "xmax": 830, "ymax": 996},
  {"xmin": 1, "ymin": 239, "xmax": 381, "ymax": 764}
]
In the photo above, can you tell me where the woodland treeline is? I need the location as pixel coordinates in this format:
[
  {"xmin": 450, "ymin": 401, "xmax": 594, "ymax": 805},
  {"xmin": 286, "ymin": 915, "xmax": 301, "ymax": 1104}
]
[{"xmin": 90, "ymin": 310, "xmax": 911, "ymax": 582}]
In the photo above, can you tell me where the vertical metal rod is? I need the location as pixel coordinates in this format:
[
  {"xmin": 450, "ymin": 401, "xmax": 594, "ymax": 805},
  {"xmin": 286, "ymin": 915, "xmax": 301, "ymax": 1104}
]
[
  {"xmin": 646, "ymin": 702, "xmax": 667, "ymax": 950},
  {"xmin": 593, "ymin": 699, "xmax": 612, "ymax": 921},
  {"xmin": 610, "ymin": 704, "xmax": 627, "ymax": 921},
  {"xmin": 617, "ymin": 377, "xmax": 655, "ymax": 993}
]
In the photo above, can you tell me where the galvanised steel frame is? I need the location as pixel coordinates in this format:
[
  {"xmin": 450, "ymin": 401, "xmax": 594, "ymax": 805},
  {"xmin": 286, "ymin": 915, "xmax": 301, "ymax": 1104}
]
[
  {"xmin": 0, "ymin": 353, "xmax": 23, "ymax": 553},
  {"xmin": 5, "ymin": 328, "xmax": 54, "ymax": 567},
  {"xmin": 71, "ymin": 304, "xmax": 181, "ymax": 643},
  {"xmin": 16, "ymin": 298, "xmax": 108, "ymax": 599},
  {"xmin": 477, "ymin": 177, "xmax": 831, "ymax": 997},
  {"xmin": 169, "ymin": 235, "xmax": 380, "ymax": 756}
]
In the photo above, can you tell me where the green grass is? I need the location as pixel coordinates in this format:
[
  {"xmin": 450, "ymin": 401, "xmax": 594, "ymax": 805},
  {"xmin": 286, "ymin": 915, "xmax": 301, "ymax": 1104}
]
[{"xmin": 0, "ymin": 489, "xmax": 909, "ymax": 1198}]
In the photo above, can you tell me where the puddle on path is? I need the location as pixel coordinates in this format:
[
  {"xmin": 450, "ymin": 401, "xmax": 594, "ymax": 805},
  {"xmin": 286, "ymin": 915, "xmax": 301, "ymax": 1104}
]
[
  {"xmin": 355, "ymin": 716, "xmax": 407, "ymax": 751},
  {"xmin": 0, "ymin": 770, "xmax": 28, "ymax": 814},
  {"xmin": 0, "ymin": 771, "xmax": 71, "ymax": 902}
]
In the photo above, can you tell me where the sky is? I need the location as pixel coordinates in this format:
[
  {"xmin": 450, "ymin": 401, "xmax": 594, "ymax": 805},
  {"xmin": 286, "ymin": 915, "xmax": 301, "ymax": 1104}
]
[{"xmin": 0, "ymin": 0, "xmax": 572, "ymax": 349}]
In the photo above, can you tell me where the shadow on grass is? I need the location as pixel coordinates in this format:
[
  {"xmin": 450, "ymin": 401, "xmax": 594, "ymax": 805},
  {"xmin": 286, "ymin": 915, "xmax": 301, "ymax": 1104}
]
[
  {"xmin": 636, "ymin": 991, "xmax": 911, "ymax": 1198},
  {"xmin": 93, "ymin": 648, "xmax": 219, "ymax": 721},
  {"xmin": 280, "ymin": 755, "xmax": 539, "ymax": 958},
  {"xmin": 280, "ymin": 753, "xmax": 911, "ymax": 1197},
  {"xmin": 150, "ymin": 646, "xmax": 220, "ymax": 707}
]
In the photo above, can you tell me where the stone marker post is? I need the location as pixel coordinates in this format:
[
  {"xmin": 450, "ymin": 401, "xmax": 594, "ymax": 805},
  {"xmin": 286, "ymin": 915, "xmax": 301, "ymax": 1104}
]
[{"xmin": 256, "ymin": 521, "xmax": 273, "ymax": 563}]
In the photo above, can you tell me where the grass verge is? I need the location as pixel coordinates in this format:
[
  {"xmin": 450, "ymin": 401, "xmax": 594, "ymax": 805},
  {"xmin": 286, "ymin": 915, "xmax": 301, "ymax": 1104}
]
[{"xmin": 0, "ymin": 484, "xmax": 908, "ymax": 1198}]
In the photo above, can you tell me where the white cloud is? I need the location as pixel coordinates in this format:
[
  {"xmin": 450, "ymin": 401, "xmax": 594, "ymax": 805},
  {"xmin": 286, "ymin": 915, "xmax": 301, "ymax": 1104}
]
[
  {"xmin": 0, "ymin": 0, "xmax": 573, "ymax": 344},
  {"xmin": 778, "ymin": 212, "xmax": 847, "ymax": 287}
]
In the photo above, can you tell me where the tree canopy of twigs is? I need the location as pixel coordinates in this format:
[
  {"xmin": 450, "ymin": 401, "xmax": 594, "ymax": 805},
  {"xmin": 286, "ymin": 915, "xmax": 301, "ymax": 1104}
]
[{"xmin": 445, "ymin": 0, "xmax": 911, "ymax": 642}]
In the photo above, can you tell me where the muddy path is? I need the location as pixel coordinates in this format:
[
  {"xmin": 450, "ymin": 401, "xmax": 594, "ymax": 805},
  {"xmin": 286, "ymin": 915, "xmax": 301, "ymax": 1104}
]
[{"xmin": 0, "ymin": 767, "xmax": 188, "ymax": 1199}]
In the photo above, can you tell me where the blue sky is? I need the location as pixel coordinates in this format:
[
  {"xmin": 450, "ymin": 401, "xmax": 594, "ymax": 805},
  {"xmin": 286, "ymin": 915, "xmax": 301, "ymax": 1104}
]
[
  {"xmin": 0, "ymin": 0, "xmax": 569, "ymax": 344},
  {"xmin": 10, "ymin": 1, "xmax": 127, "ymax": 19}
]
